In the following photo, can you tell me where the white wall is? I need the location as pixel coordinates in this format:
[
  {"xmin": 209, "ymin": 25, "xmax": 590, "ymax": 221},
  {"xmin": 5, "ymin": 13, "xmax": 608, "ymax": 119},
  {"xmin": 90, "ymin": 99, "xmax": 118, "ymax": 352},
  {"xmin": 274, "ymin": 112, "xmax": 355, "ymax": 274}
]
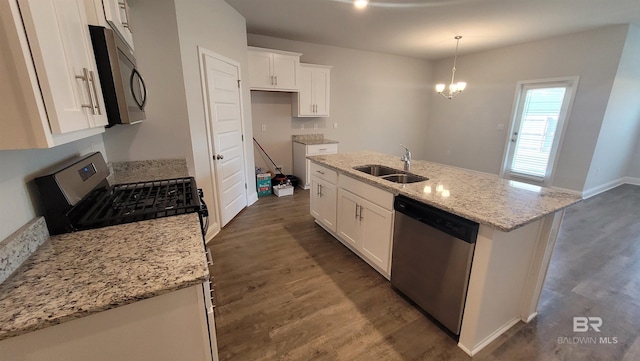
[
  {"xmin": 425, "ymin": 25, "xmax": 628, "ymax": 192},
  {"xmin": 584, "ymin": 25, "xmax": 640, "ymax": 194},
  {"xmin": 103, "ymin": 0, "xmax": 256, "ymax": 224},
  {"xmin": 102, "ymin": 0, "xmax": 193, "ymax": 166},
  {"xmin": 247, "ymin": 34, "xmax": 432, "ymax": 175},
  {"xmin": 0, "ymin": 135, "xmax": 106, "ymax": 240},
  {"xmin": 629, "ymin": 138, "xmax": 640, "ymax": 179},
  {"xmin": 174, "ymin": 0, "xmax": 257, "ymax": 209}
]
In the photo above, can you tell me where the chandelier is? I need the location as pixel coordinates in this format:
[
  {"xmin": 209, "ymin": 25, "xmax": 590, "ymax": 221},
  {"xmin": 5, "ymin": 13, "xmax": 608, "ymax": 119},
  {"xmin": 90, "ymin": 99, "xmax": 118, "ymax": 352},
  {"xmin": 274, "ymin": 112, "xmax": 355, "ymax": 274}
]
[{"xmin": 436, "ymin": 36, "xmax": 467, "ymax": 99}]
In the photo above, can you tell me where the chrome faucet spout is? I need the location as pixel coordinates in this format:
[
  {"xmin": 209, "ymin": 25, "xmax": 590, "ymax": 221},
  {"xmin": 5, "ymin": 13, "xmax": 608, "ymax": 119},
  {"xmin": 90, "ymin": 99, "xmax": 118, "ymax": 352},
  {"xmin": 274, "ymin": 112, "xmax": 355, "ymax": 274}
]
[{"xmin": 400, "ymin": 144, "xmax": 411, "ymax": 172}]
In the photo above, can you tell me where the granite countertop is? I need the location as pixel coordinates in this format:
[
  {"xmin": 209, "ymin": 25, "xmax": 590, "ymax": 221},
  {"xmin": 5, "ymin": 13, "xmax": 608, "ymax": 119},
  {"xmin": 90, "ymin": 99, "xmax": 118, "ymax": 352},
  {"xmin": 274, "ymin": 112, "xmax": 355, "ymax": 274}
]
[
  {"xmin": 308, "ymin": 151, "xmax": 582, "ymax": 232},
  {"xmin": 292, "ymin": 134, "xmax": 339, "ymax": 145},
  {"xmin": 0, "ymin": 213, "xmax": 208, "ymax": 341}
]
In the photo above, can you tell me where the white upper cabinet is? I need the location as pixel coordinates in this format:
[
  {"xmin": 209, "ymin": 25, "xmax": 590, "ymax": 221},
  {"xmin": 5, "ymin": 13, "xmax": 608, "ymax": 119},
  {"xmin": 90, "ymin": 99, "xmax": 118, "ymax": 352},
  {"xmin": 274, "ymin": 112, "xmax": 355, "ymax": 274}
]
[
  {"xmin": 102, "ymin": 0, "xmax": 134, "ymax": 50},
  {"xmin": 293, "ymin": 64, "xmax": 331, "ymax": 117},
  {"xmin": 0, "ymin": 0, "xmax": 108, "ymax": 150},
  {"xmin": 247, "ymin": 47, "xmax": 301, "ymax": 91}
]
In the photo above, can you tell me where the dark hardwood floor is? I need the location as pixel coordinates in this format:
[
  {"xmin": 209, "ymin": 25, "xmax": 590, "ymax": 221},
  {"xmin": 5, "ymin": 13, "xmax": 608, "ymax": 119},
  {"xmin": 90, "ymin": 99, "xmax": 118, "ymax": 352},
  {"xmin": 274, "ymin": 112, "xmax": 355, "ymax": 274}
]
[{"xmin": 208, "ymin": 184, "xmax": 640, "ymax": 360}]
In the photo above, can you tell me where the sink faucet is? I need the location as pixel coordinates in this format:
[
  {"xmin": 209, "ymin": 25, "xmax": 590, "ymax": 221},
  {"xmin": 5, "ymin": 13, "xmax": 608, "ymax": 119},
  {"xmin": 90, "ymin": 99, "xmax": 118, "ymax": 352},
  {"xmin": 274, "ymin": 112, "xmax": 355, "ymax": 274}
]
[{"xmin": 400, "ymin": 145, "xmax": 411, "ymax": 172}]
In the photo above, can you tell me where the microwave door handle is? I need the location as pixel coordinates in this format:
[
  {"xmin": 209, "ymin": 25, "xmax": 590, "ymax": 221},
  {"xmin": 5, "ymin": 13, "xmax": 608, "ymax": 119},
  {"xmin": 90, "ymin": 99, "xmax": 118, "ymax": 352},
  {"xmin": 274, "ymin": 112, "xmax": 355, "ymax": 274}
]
[{"xmin": 130, "ymin": 68, "xmax": 147, "ymax": 109}]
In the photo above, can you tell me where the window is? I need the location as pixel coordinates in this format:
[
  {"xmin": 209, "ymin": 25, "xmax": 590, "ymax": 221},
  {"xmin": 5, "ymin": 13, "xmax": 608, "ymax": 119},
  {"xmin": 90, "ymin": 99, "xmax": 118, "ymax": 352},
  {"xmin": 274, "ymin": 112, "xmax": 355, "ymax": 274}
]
[{"xmin": 503, "ymin": 77, "xmax": 578, "ymax": 185}]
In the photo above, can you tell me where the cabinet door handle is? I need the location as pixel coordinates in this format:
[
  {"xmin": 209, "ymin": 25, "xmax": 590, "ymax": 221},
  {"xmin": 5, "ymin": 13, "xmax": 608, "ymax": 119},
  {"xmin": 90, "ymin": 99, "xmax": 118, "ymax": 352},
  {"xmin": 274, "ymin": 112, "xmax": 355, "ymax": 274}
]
[
  {"xmin": 359, "ymin": 205, "xmax": 364, "ymax": 221},
  {"xmin": 319, "ymin": 184, "xmax": 323, "ymax": 197},
  {"xmin": 355, "ymin": 203, "xmax": 359, "ymax": 219},
  {"xmin": 275, "ymin": 75, "xmax": 278, "ymax": 86},
  {"xmin": 316, "ymin": 170, "xmax": 325, "ymax": 175},
  {"xmin": 88, "ymin": 70, "xmax": 101, "ymax": 115},
  {"xmin": 205, "ymin": 247, "xmax": 213, "ymax": 266},
  {"xmin": 118, "ymin": 0, "xmax": 131, "ymax": 30},
  {"xmin": 76, "ymin": 68, "xmax": 96, "ymax": 115}
]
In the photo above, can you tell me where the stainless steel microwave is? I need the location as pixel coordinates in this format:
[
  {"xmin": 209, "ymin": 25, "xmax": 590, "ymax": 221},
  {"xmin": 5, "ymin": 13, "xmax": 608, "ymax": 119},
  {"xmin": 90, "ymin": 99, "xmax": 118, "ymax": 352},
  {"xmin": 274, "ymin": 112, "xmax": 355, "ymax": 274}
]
[{"xmin": 89, "ymin": 25, "xmax": 146, "ymax": 126}]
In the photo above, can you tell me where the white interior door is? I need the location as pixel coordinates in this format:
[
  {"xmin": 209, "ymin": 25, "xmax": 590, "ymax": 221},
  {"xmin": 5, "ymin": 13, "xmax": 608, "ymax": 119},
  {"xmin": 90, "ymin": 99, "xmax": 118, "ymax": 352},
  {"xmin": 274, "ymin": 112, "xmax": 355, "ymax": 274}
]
[{"xmin": 202, "ymin": 52, "xmax": 247, "ymax": 227}]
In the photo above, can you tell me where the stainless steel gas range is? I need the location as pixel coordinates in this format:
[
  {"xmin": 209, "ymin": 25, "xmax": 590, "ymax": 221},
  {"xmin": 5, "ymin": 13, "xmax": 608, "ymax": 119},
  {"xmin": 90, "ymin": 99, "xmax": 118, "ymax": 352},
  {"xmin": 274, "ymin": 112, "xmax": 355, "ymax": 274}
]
[{"xmin": 34, "ymin": 152, "xmax": 208, "ymax": 236}]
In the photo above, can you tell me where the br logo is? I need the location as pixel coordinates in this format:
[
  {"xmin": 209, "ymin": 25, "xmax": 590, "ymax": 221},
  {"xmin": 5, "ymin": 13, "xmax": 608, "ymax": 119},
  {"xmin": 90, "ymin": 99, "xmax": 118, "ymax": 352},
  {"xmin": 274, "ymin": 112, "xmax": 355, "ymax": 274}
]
[{"xmin": 573, "ymin": 316, "xmax": 602, "ymax": 332}]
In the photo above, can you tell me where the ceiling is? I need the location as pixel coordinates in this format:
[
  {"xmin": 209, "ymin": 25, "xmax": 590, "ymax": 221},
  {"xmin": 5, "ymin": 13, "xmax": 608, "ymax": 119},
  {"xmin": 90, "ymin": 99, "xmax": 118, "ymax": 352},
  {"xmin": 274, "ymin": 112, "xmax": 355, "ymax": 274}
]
[{"xmin": 224, "ymin": 0, "xmax": 640, "ymax": 60}]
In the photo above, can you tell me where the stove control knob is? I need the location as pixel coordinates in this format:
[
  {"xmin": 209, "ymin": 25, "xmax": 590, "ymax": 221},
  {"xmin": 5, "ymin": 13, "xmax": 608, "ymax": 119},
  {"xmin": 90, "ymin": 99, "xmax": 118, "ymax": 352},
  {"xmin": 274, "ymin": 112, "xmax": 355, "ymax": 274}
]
[{"xmin": 215, "ymin": 154, "xmax": 224, "ymax": 160}]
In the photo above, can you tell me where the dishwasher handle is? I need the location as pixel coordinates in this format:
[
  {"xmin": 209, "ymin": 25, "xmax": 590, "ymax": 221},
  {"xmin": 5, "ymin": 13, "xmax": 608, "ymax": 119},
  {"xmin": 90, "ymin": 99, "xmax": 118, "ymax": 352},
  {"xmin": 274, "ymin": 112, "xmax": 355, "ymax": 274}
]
[{"xmin": 394, "ymin": 195, "xmax": 479, "ymax": 244}]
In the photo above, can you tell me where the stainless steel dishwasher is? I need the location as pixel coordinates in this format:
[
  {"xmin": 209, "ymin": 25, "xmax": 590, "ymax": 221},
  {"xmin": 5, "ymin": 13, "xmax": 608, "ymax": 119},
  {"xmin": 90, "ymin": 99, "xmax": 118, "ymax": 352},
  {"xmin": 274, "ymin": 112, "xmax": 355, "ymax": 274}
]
[{"xmin": 391, "ymin": 195, "xmax": 479, "ymax": 335}]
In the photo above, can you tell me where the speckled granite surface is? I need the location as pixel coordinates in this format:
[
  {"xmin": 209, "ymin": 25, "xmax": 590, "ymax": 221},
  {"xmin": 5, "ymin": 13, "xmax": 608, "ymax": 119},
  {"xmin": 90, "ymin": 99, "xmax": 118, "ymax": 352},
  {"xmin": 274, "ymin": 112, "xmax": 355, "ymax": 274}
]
[
  {"xmin": 108, "ymin": 158, "xmax": 189, "ymax": 184},
  {"xmin": 308, "ymin": 151, "xmax": 582, "ymax": 232},
  {"xmin": 0, "ymin": 213, "xmax": 208, "ymax": 341},
  {"xmin": 0, "ymin": 218, "xmax": 48, "ymax": 284},
  {"xmin": 292, "ymin": 134, "xmax": 339, "ymax": 145}
]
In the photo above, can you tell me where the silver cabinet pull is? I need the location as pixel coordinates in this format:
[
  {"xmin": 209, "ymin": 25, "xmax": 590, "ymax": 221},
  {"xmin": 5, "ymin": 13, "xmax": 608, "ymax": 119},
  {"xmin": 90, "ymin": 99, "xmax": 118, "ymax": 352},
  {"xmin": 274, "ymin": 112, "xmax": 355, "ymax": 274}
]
[
  {"xmin": 205, "ymin": 247, "xmax": 213, "ymax": 266},
  {"xmin": 275, "ymin": 75, "xmax": 278, "ymax": 86},
  {"xmin": 316, "ymin": 170, "xmax": 325, "ymax": 175},
  {"xmin": 319, "ymin": 184, "xmax": 323, "ymax": 197},
  {"xmin": 355, "ymin": 203, "xmax": 359, "ymax": 219},
  {"xmin": 359, "ymin": 205, "xmax": 364, "ymax": 221},
  {"xmin": 76, "ymin": 68, "xmax": 96, "ymax": 115},
  {"xmin": 88, "ymin": 70, "xmax": 101, "ymax": 115},
  {"xmin": 118, "ymin": 0, "xmax": 131, "ymax": 30}
]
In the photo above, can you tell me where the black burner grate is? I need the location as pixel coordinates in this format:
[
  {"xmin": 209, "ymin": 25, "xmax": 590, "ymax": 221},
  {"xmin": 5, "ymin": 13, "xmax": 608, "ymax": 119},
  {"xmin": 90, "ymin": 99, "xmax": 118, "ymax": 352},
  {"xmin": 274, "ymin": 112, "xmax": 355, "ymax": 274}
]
[{"xmin": 69, "ymin": 177, "xmax": 201, "ymax": 230}]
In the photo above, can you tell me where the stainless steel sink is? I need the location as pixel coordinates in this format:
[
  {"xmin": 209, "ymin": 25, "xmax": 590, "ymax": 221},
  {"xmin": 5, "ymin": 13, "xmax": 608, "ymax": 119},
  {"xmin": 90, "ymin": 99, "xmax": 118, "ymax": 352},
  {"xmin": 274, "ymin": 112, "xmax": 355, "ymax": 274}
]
[
  {"xmin": 353, "ymin": 164, "xmax": 403, "ymax": 176},
  {"xmin": 353, "ymin": 164, "xmax": 428, "ymax": 184},
  {"xmin": 381, "ymin": 173, "xmax": 428, "ymax": 184}
]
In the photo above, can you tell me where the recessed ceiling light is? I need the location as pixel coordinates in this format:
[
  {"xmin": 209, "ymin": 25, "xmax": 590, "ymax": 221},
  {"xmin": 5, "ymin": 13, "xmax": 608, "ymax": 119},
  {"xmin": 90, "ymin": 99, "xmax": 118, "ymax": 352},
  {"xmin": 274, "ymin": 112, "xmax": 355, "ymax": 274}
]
[
  {"xmin": 354, "ymin": 0, "xmax": 369, "ymax": 9},
  {"xmin": 335, "ymin": 0, "xmax": 475, "ymax": 8}
]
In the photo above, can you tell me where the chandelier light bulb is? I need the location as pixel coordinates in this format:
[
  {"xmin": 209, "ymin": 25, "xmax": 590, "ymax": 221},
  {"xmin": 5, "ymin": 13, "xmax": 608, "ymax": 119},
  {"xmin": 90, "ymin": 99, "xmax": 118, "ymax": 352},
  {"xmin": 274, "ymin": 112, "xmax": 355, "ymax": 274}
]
[{"xmin": 435, "ymin": 36, "xmax": 467, "ymax": 100}]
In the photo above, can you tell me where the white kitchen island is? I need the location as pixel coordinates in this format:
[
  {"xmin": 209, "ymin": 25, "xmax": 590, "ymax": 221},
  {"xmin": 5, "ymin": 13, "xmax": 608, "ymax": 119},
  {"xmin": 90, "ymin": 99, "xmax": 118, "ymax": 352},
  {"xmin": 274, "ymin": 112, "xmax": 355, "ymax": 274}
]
[{"xmin": 307, "ymin": 151, "xmax": 582, "ymax": 356}]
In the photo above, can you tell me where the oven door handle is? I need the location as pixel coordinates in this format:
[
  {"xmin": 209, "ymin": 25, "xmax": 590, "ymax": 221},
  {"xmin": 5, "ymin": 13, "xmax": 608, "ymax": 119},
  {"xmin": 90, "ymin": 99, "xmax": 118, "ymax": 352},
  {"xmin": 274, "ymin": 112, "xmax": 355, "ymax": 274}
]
[{"xmin": 198, "ymin": 189, "xmax": 209, "ymax": 236}]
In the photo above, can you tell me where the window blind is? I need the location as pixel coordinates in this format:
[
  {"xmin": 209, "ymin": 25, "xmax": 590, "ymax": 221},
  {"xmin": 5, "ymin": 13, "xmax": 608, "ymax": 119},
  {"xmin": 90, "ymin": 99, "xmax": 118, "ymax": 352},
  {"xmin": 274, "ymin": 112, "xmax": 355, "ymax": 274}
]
[{"xmin": 511, "ymin": 87, "xmax": 565, "ymax": 179}]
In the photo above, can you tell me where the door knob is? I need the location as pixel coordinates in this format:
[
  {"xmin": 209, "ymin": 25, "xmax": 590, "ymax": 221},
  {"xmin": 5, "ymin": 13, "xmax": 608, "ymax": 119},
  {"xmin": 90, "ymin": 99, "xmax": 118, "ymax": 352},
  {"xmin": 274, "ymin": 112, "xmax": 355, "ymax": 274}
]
[{"xmin": 215, "ymin": 154, "xmax": 224, "ymax": 160}]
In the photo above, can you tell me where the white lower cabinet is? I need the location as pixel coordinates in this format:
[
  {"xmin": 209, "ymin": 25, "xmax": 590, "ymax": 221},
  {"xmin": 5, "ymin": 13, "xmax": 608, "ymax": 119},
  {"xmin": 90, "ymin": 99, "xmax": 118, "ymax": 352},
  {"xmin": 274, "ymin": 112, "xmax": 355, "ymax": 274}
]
[
  {"xmin": 337, "ymin": 187, "xmax": 394, "ymax": 278},
  {"xmin": 293, "ymin": 141, "xmax": 338, "ymax": 189},
  {"xmin": 309, "ymin": 162, "xmax": 394, "ymax": 279},
  {"xmin": 0, "ymin": 283, "xmax": 217, "ymax": 360},
  {"xmin": 310, "ymin": 164, "xmax": 338, "ymax": 233}
]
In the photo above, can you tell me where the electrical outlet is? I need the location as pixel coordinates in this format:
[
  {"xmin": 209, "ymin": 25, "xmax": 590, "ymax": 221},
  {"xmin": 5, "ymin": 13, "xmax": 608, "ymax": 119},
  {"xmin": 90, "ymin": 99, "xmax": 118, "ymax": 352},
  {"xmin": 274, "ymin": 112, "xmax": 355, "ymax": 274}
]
[
  {"xmin": 333, "ymin": 123, "xmax": 338, "ymax": 129},
  {"xmin": 314, "ymin": 123, "xmax": 318, "ymax": 129},
  {"xmin": 261, "ymin": 124, "xmax": 267, "ymax": 132},
  {"xmin": 496, "ymin": 123, "xmax": 505, "ymax": 131},
  {"xmin": 301, "ymin": 123, "xmax": 305, "ymax": 130}
]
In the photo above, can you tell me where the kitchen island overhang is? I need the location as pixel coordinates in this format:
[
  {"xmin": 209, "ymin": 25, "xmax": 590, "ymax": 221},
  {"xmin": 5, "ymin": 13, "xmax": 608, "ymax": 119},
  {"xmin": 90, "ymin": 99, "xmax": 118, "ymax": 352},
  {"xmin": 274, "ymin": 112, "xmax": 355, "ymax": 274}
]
[{"xmin": 307, "ymin": 151, "xmax": 581, "ymax": 356}]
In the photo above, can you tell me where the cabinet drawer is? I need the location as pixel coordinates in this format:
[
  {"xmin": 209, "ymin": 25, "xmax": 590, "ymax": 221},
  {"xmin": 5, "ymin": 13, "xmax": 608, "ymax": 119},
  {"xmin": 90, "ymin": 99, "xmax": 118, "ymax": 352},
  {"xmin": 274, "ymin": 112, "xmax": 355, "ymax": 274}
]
[
  {"xmin": 310, "ymin": 162, "xmax": 338, "ymax": 184},
  {"xmin": 307, "ymin": 143, "xmax": 338, "ymax": 155},
  {"xmin": 339, "ymin": 175, "xmax": 394, "ymax": 211}
]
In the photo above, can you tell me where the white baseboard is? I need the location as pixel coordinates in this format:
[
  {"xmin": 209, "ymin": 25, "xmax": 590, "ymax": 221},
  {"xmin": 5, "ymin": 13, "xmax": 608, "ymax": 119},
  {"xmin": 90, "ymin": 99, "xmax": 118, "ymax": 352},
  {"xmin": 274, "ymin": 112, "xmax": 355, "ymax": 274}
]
[
  {"xmin": 623, "ymin": 176, "xmax": 640, "ymax": 186},
  {"xmin": 523, "ymin": 311, "xmax": 538, "ymax": 323},
  {"xmin": 581, "ymin": 178, "xmax": 626, "ymax": 199},
  {"xmin": 247, "ymin": 191, "xmax": 258, "ymax": 206},
  {"xmin": 458, "ymin": 317, "xmax": 521, "ymax": 356}
]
